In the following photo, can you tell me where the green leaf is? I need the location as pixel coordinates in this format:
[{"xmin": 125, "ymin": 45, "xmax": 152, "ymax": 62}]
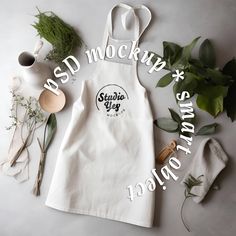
[
  {"xmin": 196, "ymin": 123, "xmax": 219, "ymax": 136},
  {"xmin": 173, "ymin": 37, "xmax": 200, "ymax": 69},
  {"xmin": 156, "ymin": 72, "xmax": 174, "ymax": 87},
  {"xmin": 205, "ymin": 68, "xmax": 231, "ymax": 85},
  {"xmin": 149, "ymin": 51, "xmax": 169, "ymax": 71},
  {"xmin": 189, "ymin": 58, "xmax": 204, "ymax": 68},
  {"xmin": 188, "ymin": 59, "xmax": 209, "ymax": 81},
  {"xmin": 44, "ymin": 113, "xmax": 57, "ymax": 150},
  {"xmin": 149, "ymin": 51, "xmax": 162, "ymax": 63},
  {"xmin": 184, "ymin": 174, "xmax": 203, "ymax": 196},
  {"xmin": 182, "ymin": 111, "xmax": 196, "ymax": 125},
  {"xmin": 196, "ymin": 95, "xmax": 223, "ymax": 117},
  {"xmin": 173, "ymin": 72, "xmax": 199, "ymax": 99},
  {"xmin": 168, "ymin": 108, "xmax": 182, "ymax": 124},
  {"xmin": 196, "ymin": 85, "xmax": 228, "ymax": 117},
  {"xmin": 197, "ymin": 84, "xmax": 228, "ymax": 98},
  {"xmin": 223, "ymin": 58, "xmax": 236, "ymax": 78},
  {"xmin": 199, "ymin": 39, "xmax": 216, "ymax": 68},
  {"xmin": 182, "ymin": 37, "xmax": 200, "ymax": 61},
  {"xmin": 154, "ymin": 118, "xmax": 179, "ymax": 133},
  {"xmin": 223, "ymin": 58, "xmax": 236, "ymax": 121},
  {"xmin": 224, "ymin": 82, "xmax": 236, "ymax": 121},
  {"xmin": 163, "ymin": 41, "xmax": 182, "ymax": 65}
]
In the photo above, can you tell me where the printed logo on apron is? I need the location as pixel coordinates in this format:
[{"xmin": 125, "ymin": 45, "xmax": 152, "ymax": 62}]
[{"xmin": 95, "ymin": 84, "xmax": 129, "ymax": 117}]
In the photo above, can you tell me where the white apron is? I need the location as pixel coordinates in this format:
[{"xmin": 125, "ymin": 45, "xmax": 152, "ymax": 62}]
[{"xmin": 46, "ymin": 3, "xmax": 156, "ymax": 228}]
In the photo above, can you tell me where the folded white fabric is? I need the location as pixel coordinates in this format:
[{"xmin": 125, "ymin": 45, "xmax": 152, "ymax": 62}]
[
  {"xmin": 181, "ymin": 138, "xmax": 228, "ymax": 203},
  {"xmin": 1, "ymin": 126, "xmax": 29, "ymax": 182}
]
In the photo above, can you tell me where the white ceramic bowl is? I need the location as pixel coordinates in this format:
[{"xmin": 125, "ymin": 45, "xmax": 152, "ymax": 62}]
[{"xmin": 39, "ymin": 89, "xmax": 66, "ymax": 113}]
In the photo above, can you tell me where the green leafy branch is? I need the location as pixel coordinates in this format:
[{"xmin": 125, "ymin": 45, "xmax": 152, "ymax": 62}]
[
  {"xmin": 154, "ymin": 108, "xmax": 219, "ymax": 136},
  {"xmin": 150, "ymin": 38, "xmax": 236, "ymax": 120}
]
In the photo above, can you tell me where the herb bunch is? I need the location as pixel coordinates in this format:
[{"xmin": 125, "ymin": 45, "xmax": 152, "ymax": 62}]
[{"xmin": 33, "ymin": 8, "xmax": 83, "ymax": 66}]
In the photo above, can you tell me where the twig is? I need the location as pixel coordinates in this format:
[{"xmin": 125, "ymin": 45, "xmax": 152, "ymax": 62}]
[
  {"xmin": 180, "ymin": 175, "xmax": 204, "ymax": 232},
  {"xmin": 32, "ymin": 114, "xmax": 57, "ymax": 196},
  {"xmin": 32, "ymin": 144, "xmax": 46, "ymax": 196},
  {"xmin": 180, "ymin": 197, "xmax": 191, "ymax": 232},
  {"xmin": 10, "ymin": 132, "xmax": 31, "ymax": 166}
]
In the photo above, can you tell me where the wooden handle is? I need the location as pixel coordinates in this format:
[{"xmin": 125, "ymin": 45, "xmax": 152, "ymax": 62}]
[{"xmin": 156, "ymin": 140, "xmax": 177, "ymax": 164}]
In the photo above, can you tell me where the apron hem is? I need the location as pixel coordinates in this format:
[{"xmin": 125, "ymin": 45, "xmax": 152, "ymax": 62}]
[{"xmin": 45, "ymin": 202, "xmax": 153, "ymax": 228}]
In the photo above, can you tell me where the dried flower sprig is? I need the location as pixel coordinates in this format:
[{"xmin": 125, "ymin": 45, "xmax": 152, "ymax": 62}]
[
  {"xmin": 181, "ymin": 174, "xmax": 204, "ymax": 232},
  {"xmin": 6, "ymin": 91, "xmax": 46, "ymax": 166},
  {"xmin": 6, "ymin": 91, "xmax": 24, "ymax": 131}
]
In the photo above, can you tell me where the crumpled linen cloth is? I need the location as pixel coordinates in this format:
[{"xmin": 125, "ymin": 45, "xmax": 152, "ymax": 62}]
[
  {"xmin": 0, "ymin": 126, "xmax": 29, "ymax": 182},
  {"xmin": 181, "ymin": 138, "xmax": 228, "ymax": 203}
]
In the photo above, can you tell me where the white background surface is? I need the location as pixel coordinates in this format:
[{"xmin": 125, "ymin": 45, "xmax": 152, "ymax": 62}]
[{"xmin": 0, "ymin": 0, "xmax": 236, "ymax": 236}]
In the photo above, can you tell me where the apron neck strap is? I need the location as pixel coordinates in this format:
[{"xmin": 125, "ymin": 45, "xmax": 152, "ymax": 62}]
[
  {"xmin": 134, "ymin": 4, "xmax": 152, "ymax": 44},
  {"xmin": 101, "ymin": 3, "xmax": 152, "ymax": 52}
]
